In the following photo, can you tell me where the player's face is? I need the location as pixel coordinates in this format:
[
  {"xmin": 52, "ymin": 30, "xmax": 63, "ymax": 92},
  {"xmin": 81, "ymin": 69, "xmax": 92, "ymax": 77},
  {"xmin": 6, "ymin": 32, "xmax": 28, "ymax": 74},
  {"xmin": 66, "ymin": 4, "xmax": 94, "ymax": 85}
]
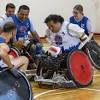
[
  {"xmin": 9, "ymin": 29, "xmax": 16, "ymax": 40},
  {"xmin": 47, "ymin": 21, "xmax": 61, "ymax": 33},
  {"xmin": 18, "ymin": 9, "xmax": 29, "ymax": 21},
  {"xmin": 6, "ymin": 8, "xmax": 15, "ymax": 17},
  {"xmin": 6, "ymin": 29, "xmax": 16, "ymax": 43},
  {"xmin": 12, "ymin": 29, "xmax": 17, "ymax": 37},
  {"xmin": 73, "ymin": 9, "xmax": 82, "ymax": 20}
]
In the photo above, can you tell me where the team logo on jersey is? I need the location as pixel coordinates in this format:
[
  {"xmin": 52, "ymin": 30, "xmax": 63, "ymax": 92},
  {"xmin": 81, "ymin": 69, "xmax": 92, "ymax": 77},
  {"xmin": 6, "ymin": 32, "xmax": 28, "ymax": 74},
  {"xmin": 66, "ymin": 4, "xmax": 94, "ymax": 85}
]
[
  {"xmin": 55, "ymin": 35, "xmax": 62, "ymax": 45},
  {"xmin": 81, "ymin": 24, "xmax": 85, "ymax": 29},
  {"xmin": 19, "ymin": 26, "xmax": 27, "ymax": 33}
]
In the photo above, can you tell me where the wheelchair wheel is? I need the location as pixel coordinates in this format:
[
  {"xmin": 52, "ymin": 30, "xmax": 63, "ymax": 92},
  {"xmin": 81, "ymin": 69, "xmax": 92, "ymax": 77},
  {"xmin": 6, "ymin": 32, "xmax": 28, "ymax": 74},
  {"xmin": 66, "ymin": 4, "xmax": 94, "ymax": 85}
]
[
  {"xmin": 67, "ymin": 50, "xmax": 93, "ymax": 87},
  {"xmin": 0, "ymin": 69, "xmax": 33, "ymax": 100},
  {"xmin": 86, "ymin": 48, "xmax": 100, "ymax": 70}
]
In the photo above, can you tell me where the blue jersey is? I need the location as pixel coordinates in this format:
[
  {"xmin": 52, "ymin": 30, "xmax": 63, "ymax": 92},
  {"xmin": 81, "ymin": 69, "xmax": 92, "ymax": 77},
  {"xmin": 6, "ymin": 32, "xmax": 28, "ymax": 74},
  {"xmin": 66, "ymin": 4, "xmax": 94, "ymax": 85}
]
[
  {"xmin": 70, "ymin": 16, "xmax": 89, "ymax": 35},
  {"xmin": 0, "ymin": 37, "xmax": 5, "ymax": 43},
  {"xmin": 11, "ymin": 15, "xmax": 31, "ymax": 40}
]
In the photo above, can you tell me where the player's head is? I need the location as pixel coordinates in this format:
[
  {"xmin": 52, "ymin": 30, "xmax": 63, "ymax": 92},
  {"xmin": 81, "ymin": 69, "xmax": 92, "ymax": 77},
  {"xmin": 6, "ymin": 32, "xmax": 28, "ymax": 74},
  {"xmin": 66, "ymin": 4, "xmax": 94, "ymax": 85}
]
[
  {"xmin": 73, "ymin": 4, "xmax": 83, "ymax": 20},
  {"xmin": 6, "ymin": 3, "xmax": 15, "ymax": 17},
  {"xmin": 45, "ymin": 14, "xmax": 64, "ymax": 33},
  {"xmin": 3, "ymin": 22, "xmax": 16, "ymax": 42},
  {"xmin": 17, "ymin": 5, "xmax": 30, "ymax": 21}
]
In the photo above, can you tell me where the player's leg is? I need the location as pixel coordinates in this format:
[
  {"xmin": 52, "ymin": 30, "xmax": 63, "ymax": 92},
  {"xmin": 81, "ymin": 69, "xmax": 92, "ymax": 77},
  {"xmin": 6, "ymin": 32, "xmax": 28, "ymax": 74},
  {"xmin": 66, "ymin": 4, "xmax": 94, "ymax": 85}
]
[{"xmin": 11, "ymin": 56, "xmax": 29, "ymax": 72}]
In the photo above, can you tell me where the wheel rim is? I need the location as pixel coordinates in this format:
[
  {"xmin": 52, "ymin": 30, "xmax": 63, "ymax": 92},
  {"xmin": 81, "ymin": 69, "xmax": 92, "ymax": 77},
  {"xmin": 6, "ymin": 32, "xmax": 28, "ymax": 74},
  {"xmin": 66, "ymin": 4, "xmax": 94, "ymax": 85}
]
[
  {"xmin": 68, "ymin": 50, "xmax": 92, "ymax": 86},
  {"xmin": 87, "ymin": 48, "xmax": 100, "ymax": 69}
]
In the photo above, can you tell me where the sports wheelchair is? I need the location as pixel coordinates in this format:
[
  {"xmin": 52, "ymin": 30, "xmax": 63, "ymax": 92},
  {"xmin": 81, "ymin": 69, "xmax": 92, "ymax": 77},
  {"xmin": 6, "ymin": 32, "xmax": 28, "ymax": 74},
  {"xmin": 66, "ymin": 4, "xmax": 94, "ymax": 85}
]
[{"xmin": 9, "ymin": 35, "xmax": 100, "ymax": 88}]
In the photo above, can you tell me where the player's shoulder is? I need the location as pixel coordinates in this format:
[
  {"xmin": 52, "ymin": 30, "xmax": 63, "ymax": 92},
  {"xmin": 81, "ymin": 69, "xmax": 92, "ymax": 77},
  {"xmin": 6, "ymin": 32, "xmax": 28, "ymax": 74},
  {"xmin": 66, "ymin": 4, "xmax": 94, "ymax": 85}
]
[
  {"xmin": 82, "ymin": 16, "xmax": 89, "ymax": 21},
  {"xmin": 63, "ymin": 20, "xmax": 69, "ymax": 25},
  {"xmin": 69, "ymin": 16, "xmax": 74, "ymax": 19},
  {"xmin": 46, "ymin": 29, "xmax": 52, "ymax": 33},
  {"xmin": 0, "ymin": 14, "xmax": 7, "ymax": 20},
  {"xmin": 83, "ymin": 16, "xmax": 88, "ymax": 19},
  {"xmin": 0, "ymin": 43, "xmax": 8, "ymax": 47},
  {"xmin": 61, "ymin": 20, "xmax": 69, "ymax": 29},
  {"xmin": 0, "ymin": 43, "xmax": 9, "ymax": 50}
]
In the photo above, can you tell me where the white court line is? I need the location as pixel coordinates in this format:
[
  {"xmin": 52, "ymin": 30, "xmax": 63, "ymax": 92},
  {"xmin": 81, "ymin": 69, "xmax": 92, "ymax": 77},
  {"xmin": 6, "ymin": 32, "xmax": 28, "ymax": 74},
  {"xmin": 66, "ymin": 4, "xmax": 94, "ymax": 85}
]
[
  {"xmin": 34, "ymin": 90, "xmax": 56, "ymax": 99},
  {"xmin": 81, "ymin": 88, "xmax": 100, "ymax": 92},
  {"xmin": 34, "ymin": 88, "xmax": 100, "ymax": 99},
  {"xmin": 37, "ymin": 90, "xmax": 78, "ymax": 97},
  {"xmin": 34, "ymin": 74, "xmax": 100, "ymax": 99},
  {"xmin": 34, "ymin": 89, "xmax": 78, "ymax": 99}
]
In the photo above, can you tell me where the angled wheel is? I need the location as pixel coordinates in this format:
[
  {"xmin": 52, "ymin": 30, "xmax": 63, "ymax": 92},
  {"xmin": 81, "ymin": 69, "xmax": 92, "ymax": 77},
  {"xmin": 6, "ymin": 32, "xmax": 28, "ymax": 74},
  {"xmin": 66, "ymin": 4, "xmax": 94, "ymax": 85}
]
[
  {"xmin": 86, "ymin": 48, "xmax": 100, "ymax": 70},
  {"xmin": 67, "ymin": 50, "xmax": 93, "ymax": 87},
  {"xmin": 0, "ymin": 69, "xmax": 33, "ymax": 100}
]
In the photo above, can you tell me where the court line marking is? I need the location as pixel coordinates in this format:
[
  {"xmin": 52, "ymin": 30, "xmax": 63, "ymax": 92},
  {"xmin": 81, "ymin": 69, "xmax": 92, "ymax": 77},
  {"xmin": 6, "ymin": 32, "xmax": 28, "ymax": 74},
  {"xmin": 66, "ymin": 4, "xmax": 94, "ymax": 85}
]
[
  {"xmin": 81, "ymin": 88, "xmax": 100, "ymax": 92},
  {"xmin": 34, "ymin": 88, "xmax": 100, "ymax": 99},
  {"xmin": 37, "ymin": 90, "xmax": 78, "ymax": 97},
  {"xmin": 34, "ymin": 90, "xmax": 56, "ymax": 99},
  {"xmin": 34, "ymin": 74, "xmax": 100, "ymax": 99},
  {"xmin": 34, "ymin": 89, "xmax": 78, "ymax": 99}
]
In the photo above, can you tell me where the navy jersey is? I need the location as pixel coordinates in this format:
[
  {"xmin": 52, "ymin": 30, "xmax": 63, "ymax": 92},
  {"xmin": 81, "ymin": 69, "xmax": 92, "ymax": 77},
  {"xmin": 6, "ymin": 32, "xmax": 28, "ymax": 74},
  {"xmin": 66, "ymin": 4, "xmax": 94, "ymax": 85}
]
[
  {"xmin": 70, "ymin": 16, "xmax": 89, "ymax": 35},
  {"xmin": 11, "ymin": 15, "xmax": 31, "ymax": 40}
]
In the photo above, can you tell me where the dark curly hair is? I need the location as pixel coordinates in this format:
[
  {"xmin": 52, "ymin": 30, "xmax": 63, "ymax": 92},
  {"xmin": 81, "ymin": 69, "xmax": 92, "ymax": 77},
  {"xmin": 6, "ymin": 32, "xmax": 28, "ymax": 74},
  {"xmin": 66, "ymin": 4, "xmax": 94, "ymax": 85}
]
[
  {"xmin": 45, "ymin": 14, "xmax": 64, "ymax": 24},
  {"xmin": 18, "ymin": 5, "xmax": 30, "ymax": 13}
]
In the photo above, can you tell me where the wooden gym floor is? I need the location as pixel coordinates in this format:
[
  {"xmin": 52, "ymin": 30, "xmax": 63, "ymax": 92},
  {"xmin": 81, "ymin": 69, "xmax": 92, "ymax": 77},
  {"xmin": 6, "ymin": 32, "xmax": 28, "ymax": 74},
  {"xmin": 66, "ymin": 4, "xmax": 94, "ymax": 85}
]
[{"xmin": 31, "ymin": 35, "xmax": 100, "ymax": 100}]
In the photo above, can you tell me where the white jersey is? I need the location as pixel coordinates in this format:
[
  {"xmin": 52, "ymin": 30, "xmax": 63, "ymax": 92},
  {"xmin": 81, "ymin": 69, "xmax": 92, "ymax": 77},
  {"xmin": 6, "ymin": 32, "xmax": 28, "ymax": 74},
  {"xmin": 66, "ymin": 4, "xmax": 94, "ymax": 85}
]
[
  {"xmin": 0, "ymin": 14, "xmax": 13, "ymax": 28},
  {"xmin": 45, "ymin": 21, "xmax": 85, "ymax": 51}
]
